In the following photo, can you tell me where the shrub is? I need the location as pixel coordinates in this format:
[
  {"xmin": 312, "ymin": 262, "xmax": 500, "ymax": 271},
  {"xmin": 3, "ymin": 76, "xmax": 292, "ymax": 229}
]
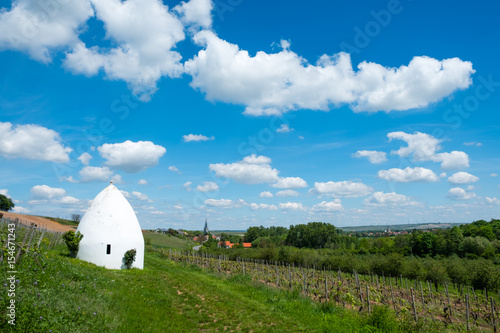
[
  {"xmin": 365, "ymin": 305, "xmax": 398, "ymax": 332},
  {"xmin": 123, "ymin": 249, "xmax": 137, "ymax": 269},
  {"xmin": 62, "ymin": 230, "xmax": 83, "ymax": 257}
]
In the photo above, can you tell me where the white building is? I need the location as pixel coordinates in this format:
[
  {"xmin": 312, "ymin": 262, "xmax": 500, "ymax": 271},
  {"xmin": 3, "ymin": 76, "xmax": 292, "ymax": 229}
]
[{"xmin": 76, "ymin": 181, "xmax": 144, "ymax": 269}]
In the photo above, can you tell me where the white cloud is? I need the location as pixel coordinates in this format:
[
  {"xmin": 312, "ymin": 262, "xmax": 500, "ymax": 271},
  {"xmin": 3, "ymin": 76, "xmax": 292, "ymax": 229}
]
[
  {"xmin": 78, "ymin": 152, "xmax": 92, "ymax": 165},
  {"xmin": 197, "ymin": 181, "xmax": 219, "ymax": 192},
  {"xmin": 61, "ymin": 176, "xmax": 78, "ymax": 183},
  {"xmin": 111, "ymin": 174, "xmax": 123, "ymax": 184},
  {"xmin": 138, "ymin": 179, "xmax": 148, "ymax": 185},
  {"xmin": 312, "ymin": 199, "xmax": 343, "ymax": 212},
  {"xmin": 0, "ymin": 0, "xmax": 94, "ymax": 62},
  {"xmin": 209, "ymin": 155, "xmax": 279, "ymax": 184},
  {"xmin": 173, "ymin": 0, "xmax": 213, "ymax": 29},
  {"xmin": 378, "ymin": 167, "xmax": 439, "ymax": 183},
  {"xmin": 491, "ymin": 173, "xmax": 498, "ymax": 177},
  {"xmin": 448, "ymin": 172, "xmax": 479, "ymax": 185},
  {"xmin": 275, "ymin": 190, "xmax": 299, "ymax": 197},
  {"xmin": 132, "ymin": 191, "xmax": 151, "ymax": 201},
  {"xmin": 242, "ymin": 154, "xmax": 272, "ymax": 164},
  {"xmin": 276, "ymin": 124, "xmax": 293, "ymax": 133},
  {"xmin": 0, "ymin": 189, "xmax": 9, "ymax": 197},
  {"xmin": 64, "ymin": 0, "xmax": 186, "ymax": 101},
  {"xmin": 271, "ymin": 177, "xmax": 308, "ymax": 189},
  {"xmin": 464, "ymin": 142, "xmax": 482, "ymax": 147},
  {"xmin": 169, "ymin": 165, "xmax": 180, "ymax": 173},
  {"xmin": 0, "ymin": 122, "xmax": 72, "ymax": 163},
  {"xmin": 59, "ymin": 196, "xmax": 80, "ymax": 205},
  {"xmin": 279, "ymin": 202, "xmax": 305, "ymax": 211},
  {"xmin": 259, "ymin": 191, "xmax": 274, "ymax": 198},
  {"xmin": 485, "ymin": 197, "xmax": 500, "ymax": 205},
  {"xmin": 447, "ymin": 187, "xmax": 476, "ymax": 200},
  {"xmin": 120, "ymin": 190, "xmax": 131, "ymax": 198},
  {"xmin": 79, "ymin": 166, "xmax": 114, "ymax": 182},
  {"xmin": 353, "ymin": 150, "xmax": 387, "ymax": 164},
  {"xmin": 183, "ymin": 181, "xmax": 192, "ymax": 192},
  {"xmin": 98, "ymin": 140, "xmax": 166, "ymax": 173},
  {"xmin": 0, "ymin": 1, "xmax": 474, "ymax": 111},
  {"xmin": 12, "ymin": 206, "xmax": 30, "ymax": 214},
  {"xmin": 173, "ymin": 204, "xmax": 183, "ymax": 210},
  {"xmin": 310, "ymin": 180, "xmax": 373, "ymax": 198},
  {"xmin": 204, "ymin": 198, "xmax": 233, "ymax": 207},
  {"xmin": 298, "ymin": 136, "xmax": 304, "ymax": 140},
  {"xmin": 364, "ymin": 191, "xmax": 418, "ymax": 207},
  {"xmin": 182, "ymin": 134, "xmax": 215, "ymax": 142},
  {"xmin": 440, "ymin": 172, "xmax": 447, "ymax": 178},
  {"xmin": 185, "ymin": 31, "xmax": 474, "ymax": 115},
  {"xmin": 248, "ymin": 203, "xmax": 278, "ymax": 211},
  {"xmin": 388, "ymin": 131, "xmax": 442, "ymax": 161},
  {"xmin": 31, "ymin": 185, "xmax": 66, "ymax": 199},
  {"xmin": 388, "ymin": 131, "xmax": 469, "ymax": 170},
  {"xmin": 151, "ymin": 211, "xmax": 165, "ymax": 215},
  {"xmin": 433, "ymin": 151, "xmax": 469, "ymax": 170},
  {"xmin": 27, "ymin": 191, "xmax": 81, "ymax": 206}
]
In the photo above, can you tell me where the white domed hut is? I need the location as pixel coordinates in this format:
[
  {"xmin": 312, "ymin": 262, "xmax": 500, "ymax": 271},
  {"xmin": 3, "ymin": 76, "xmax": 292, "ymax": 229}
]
[{"xmin": 76, "ymin": 181, "xmax": 144, "ymax": 269}]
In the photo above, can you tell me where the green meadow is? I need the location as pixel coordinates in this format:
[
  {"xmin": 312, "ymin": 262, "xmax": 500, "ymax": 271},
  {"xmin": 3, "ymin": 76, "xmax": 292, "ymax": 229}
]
[{"xmin": 143, "ymin": 231, "xmax": 195, "ymax": 250}]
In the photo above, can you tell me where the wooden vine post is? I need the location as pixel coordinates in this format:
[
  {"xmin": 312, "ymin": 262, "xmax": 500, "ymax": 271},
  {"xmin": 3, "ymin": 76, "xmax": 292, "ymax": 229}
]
[
  {"xmin": 325, "ymin": 273, "xmax": 328, "ymax": 302},
  {"xmin": 389, "ymin": 277, "xmax": 396, "ymax": 311},
  {"xmin": 466, "ymin": 294, "xmax": 470, "ymax": 331},
  {"xmin": 366, "ymin": 285, "xmax": 371, "ymax": 313},
  {"xmin": 491, "ymin": 296, "xmax": 497, "ymax": 333},
  {"xmin": 303, "ymin": 268, "xmax": 306, "ymax": 294},
  {"xmin": 410, "ymin": 288, "xmax": 417, "ymax": 323}
]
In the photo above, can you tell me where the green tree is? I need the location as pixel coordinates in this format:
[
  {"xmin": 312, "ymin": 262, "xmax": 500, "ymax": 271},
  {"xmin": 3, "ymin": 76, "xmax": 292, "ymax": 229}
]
[
  {"xmin": 462, "ymin": 236, "xmax": 491, "ymax": 257},
  {"xmin": 285, "ymin": 222, "xmax": 339, "ymax": 249},
  {"xmin": 277, "ymin": 246, "xmax": 291, "ymax": 262},
  {"xmin": 411, "ymin": 231, "xmax": 435, "ymax": 256},
  {"xmin": 470, "ymin": 259, "xmax": 500, "ymax": 290},
  {"xmin": 0, "ymin": 194, "xmax": 15, "ymax": 212},
  {"xmin": 245, "ymin": 226, "xmax": 265, "ymax": 243},
  {"xmin": 445, "ymin": 227, "xmax": 463, "ymax": 256},
  {"xmin": 425, "ymin": 259, "xmax": 449, "ymax": 291},
  {"xmin": 203, "ymin": 233, "xmax": 218, "ymax": 249}
]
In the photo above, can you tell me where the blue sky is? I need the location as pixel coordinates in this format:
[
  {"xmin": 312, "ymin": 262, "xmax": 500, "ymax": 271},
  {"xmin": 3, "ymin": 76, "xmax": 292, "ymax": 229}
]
[{"xmin": 1, "ymin": 0, "xmax": 499, "ymax": 230}]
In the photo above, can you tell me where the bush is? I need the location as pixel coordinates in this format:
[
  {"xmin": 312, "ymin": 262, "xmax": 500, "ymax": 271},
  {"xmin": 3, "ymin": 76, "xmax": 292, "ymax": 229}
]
[
  {"xmin": 123, "ymin": 249, "xmax": 137, "ymax": 269},
  {"xmin": 62, "ymin": 230, "xmax": 83, "ymax": 257},
  {"xmin": 365, "ymin": 305, "xmax": 398, "ymax": 332}
]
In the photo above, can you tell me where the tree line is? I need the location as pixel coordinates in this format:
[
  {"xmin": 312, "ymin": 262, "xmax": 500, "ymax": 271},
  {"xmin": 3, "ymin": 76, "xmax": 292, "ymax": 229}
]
[
  {"xmin": 200, "ymin": 219, "xmax": 500, "ymax": 291},
  {"xmin": 244, "ymin": 219, "xmax": 500, "ymax": 260}
]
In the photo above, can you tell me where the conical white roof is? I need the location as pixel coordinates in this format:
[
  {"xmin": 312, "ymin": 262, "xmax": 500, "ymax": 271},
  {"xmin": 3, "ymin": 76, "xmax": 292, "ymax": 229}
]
[{"xmin": 76, "ymin": 182, "xmax": 144, "ymax": 269}]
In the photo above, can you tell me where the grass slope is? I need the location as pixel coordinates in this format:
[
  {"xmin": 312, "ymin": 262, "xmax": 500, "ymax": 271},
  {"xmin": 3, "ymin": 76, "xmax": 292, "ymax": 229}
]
[
  {"xmin": 41, "ymin": 216, "xmax": 79, "ymax": 228},
  {"xmin": 1, "ymin": 246, "xmax": 412, "ymax": 333},
  {"xmin": 143, "ymin": 232, "xmax": 195, "ymax": 250}
]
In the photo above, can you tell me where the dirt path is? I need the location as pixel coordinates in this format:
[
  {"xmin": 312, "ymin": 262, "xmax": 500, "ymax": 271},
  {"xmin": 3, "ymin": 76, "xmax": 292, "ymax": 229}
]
[{"xmin": 0, "ymin": 212, "xmax": 74, "ymax": 232}]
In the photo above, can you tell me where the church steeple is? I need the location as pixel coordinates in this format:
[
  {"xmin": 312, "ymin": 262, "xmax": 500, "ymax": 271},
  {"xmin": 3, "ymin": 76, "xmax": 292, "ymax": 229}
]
[{"xmin": 203, "ymin": 218, "xmax": 209, "ymax": 235}]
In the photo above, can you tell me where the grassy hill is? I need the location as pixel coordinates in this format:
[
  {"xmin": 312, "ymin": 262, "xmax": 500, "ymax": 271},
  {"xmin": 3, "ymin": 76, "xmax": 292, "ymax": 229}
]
[
  {"xmin": 1, "ymin": 244, "xmax": 416, "ymax": 333},
  {"xmin": 143, "ymin": 231, "xmax": 195, "ymax": 250}
]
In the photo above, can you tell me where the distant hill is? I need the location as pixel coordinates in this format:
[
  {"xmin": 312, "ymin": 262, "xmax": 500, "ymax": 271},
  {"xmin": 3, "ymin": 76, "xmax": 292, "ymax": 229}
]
[{"xmin": 339, "ymin": 222, "xmax": 465, "ymax": 233}]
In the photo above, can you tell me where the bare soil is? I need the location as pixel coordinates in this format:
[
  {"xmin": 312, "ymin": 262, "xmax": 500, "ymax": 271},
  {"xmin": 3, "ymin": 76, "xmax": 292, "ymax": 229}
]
[{"xmin": 0, "ymin": 211, "xmax": 74, "ymax": 233}]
